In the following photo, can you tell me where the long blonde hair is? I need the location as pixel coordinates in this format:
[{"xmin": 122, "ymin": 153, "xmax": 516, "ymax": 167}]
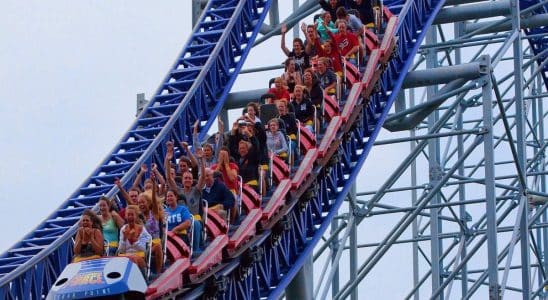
[
  {"xmin": 139, "ymin": 191, "xmax": 164, "ymax": 221},
  {"xmin": 125, "ymin": 205, "xmax": 142, "ymax": 224}
]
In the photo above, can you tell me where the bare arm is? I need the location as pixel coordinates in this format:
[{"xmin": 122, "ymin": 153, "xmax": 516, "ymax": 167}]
[
  {"xmin": 346, "ymin": 45, "xmax": 360, "ymax": 58},
  {"xmin": 215, "ymin": 118, "xmax": 225, "ymax": 162},
  {"xmin": 164, "ymin": 141, "xmax": 178, "ymax": 191},
  {"xmin": 91, "ymin": 229, "xmax": 104, "ymax": 255},
  {"xmin": 131, "ymin": 164, "xmax": 147, "ymax": 191},
  {"xmin": 151, "ymin": 163, "xmax": 166, "ymax": 195},
  {"xmin": 181, "ymin": 141, "xmax": 198, "ymax": 169},
  {"xmin": 111, "ymin": 211, "xmax": 125, "ymax": 229},
  {"xmin": 73, "ymin": 230, "xmax": 83, "ymax": 255},
  {"xmin": 196, "ymin": 157, "xmax": 206, "ymax": 191},
  {"xmin": 172, "ymin": 220, "xmax": 191, "ymax": 233},
  {"xmin": 115, "ymin": 178, "xmax": 134, "ymax": 205},
  {"xmin": 280, "ymin": 23, "xmax": 290, "ymax": 56},
  {"xmin": 150, "ymin": 172, "xmax": 161, "ymax": 219}
]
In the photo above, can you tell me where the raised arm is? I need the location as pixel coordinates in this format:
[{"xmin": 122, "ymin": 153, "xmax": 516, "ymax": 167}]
[
  {"xmin": 221, "ymin": 151, "xmax": 238, "ymax": 182},
  {"xmin": 181, "ymin": 141, "xmax": 198, "ymax": 169},
  {"xmin": 111, "ymin": 210, "xmax": 125, "ymax": 229},
  {"xmin": 215, "ymin": 118, "xmax": 225, "ymax": 161},
  {"xmin": 150, "ymin": 171, "xmax": 161, "ymax": 219},
  {"xmin": 194, "ymin": 148, "xmax": 207, "ymax": 189},
  {"xmin": 114, "ymin": 178, "xmax": 134, "ymax": 205},
  {"xmin": 280, "ymin": 23, "xmax": 290, "ymax": 56},
  {"xmin": 192, "ymin": 120, "xmax": 201, "ymax": 148},
  {"xmin": 131, "ymin": 164, "xmax": 148, "ymax": 191},
  {"xmin": 151, "ymin": 163, "xmax": 166, "ymax": 195},
  {"xmin": 164, "ymin": 141, "xmax": 178, "ymax": 192}
]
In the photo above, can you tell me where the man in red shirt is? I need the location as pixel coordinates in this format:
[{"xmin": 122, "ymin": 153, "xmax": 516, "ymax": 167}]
[{"xmin": 328, "ymin": 20, "xmax": 360, "ymax": 67}]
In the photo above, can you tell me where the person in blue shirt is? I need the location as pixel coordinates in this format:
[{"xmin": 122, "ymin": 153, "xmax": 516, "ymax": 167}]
[
  {"xmin": 201, "ymin": 168, "xmax": 236, "ymax": 221},
  {"xmin": 164, "ymin": 189, "xmax": 202, "ymax": 255}
]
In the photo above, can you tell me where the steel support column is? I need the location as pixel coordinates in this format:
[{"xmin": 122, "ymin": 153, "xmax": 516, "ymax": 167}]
[
  {"xmin": 349, "ymin": 183, "xmax": 358, "ymax": 300},
  {"xmin": 426, "ymin": 25, "xmax": 444, "ymax": 300},
  {"xmin": 511, "ymin": 0, "xmax": 532, "ymax": 297},
  {"xmin": 286, "ymin": 254, "xmax": 314, "ymax": 300},
  {"xmin": 481, "ymin": 57, "xmax": 501, "ymax": 299}
]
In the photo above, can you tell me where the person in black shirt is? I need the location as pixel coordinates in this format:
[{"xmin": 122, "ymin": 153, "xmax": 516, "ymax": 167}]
[
  {"xmin": 276, "ymin": 100, "xmax": 298, "ymax": 161},
  {"xmin": 319, "ymin": 0, "xmax": 345, "ymax": 21},
  {"xmin": 349, "ymin": 0, "xmax": 375, "ymax": 26},
  {"xmin": 291, "ymin": 85, "xmax": 315, "ymax": 132},
  {"xmin": 281, "ymin": 23, "xmax": 311, "ymax": 73},
  {"xmin": 303, "ymin": 68, "xmax": 324, "ymax": 107},
  {"xmin": 237, "ymin": 140, "xmax": 260, "ymax": 191}
]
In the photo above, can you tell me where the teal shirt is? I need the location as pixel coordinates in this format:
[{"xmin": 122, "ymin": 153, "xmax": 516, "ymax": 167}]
[{"xmin": 102, "ymin": 218, "xmax": 119, "ymax": 244}]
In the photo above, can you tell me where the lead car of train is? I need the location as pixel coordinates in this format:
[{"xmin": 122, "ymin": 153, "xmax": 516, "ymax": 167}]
[{"xmin": 47, "ymin": 257, "xmax": 147, "ymax": 300}]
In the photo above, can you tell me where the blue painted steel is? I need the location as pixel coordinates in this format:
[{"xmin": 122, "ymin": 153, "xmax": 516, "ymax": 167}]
[
  {"xmin": 521, "ymin": 0, "xmax": 548, "ymax": 90},
  {"xmin": 0, "ymin": 0, "xmax": 272, "ymax": 298}
]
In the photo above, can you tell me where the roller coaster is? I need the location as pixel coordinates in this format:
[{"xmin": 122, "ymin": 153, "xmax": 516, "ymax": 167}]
[{"xmin": 2, "ymin": 0, "xmax": 548, "ymax": 299}]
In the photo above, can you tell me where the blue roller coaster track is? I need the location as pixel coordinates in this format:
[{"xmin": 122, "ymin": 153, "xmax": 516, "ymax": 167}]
[{"xmin": 2, "ymin": 0, "xmax": 548, "ymax": 299}]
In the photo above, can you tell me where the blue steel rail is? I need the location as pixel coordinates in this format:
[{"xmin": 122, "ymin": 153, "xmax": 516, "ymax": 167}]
[
  {"xmin": 167, "ymin": 0, "xmax": 446, "ymax": 298},
  {"xmin": 0, "ymin": 0, "xmax": 272, "ymax": 298},
  {"xmin": 521, "ymin": 0, "xmax": 548, "ymax": 91}
]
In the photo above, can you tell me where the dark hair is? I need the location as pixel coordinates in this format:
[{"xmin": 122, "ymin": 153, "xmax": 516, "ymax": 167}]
[
  {"xmin": 99, "ymin": 196, "xmax": 119, "ymax": 213},
  {"xmin": 179, "ymin": 156, "xmax": 191, "ymax": 166},
  {"xmin": 220, "ymin": 146, "xmax": 231, "ymax": 153},
  {"xmin": 292, "ymin": 37, "xmax": 305, "ymax": 50},
  {"xmin": 246, "ymin": 102, "xmax": 260, "ymax": 117},
  {"xmin": 284, "ymin": 57, "xmax": 295, "ymax": 72},
  {"xmin": 82, "ymin": 209, "xmax": 102, "ymax": 229},
  {"xmin": 128, "ymin": 187, "xmax": 139, "ymax": 192},
  {"xmin": 166, "ymin": 189, "xmax": 180, "ymax": 201},
  {"xmin": 336, "ymin": 7, "xmax": 347, "ymax": 19}
]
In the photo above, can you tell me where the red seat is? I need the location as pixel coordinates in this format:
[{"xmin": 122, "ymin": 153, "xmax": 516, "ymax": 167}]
[
  {"xmin": 362, "ymin": 49, "xmax": 382, "ymax": 99},
  {"xmin": 261, "ymin": 179, "xmax": 291, "ymax": 225},
  {"xmin": 323, "ymin": 92, "xmax": 340, "ymax": 121},
  {"xmin": 364, "ymin": 28, "xmax": 380, "ymax": 55},
  {"xmin": 342, "ymin": 83, "xmax": 364, "ymax": 123},
  {"xmin": 227, "ymin": 208, "xmax": 262, "ymax": 255},
  {"xmin": 241, "ymin": 183, "xmax": 261, "ymax": 213},
  {"xmin": 299, "ymin": 124, "xmax": 317, "ymax": 153},
  {"xmin": 344, "ymin": 58, "xmax": 361, "ymax": 87},
  {"xmin": 379, "ymin": 17, "xmax": 398, "ymax": 64},
  {"xmin": 205, "ymin": 209, "xmax": 228, "ymax": 239},
  {"xmin": 146, "ymin": 258, "xmax": 190, "ymax": 298},
  {"xmin": 318, "ymin": 117, "xmax": 342, "ymax": 158},
  {"xmin": 291, "ymin": 149, "xmax": 318, "ymax": 189},
  {"xmin": 188, "ymin": 235, "xmax": 228, "ymax": 281},
  {"xmin": 166, "ymin": 231, "xmax": 190, "ymax": 261},
  {"xmin": 271, "ymin": 154, "xmax": 290, "ymax": 184}
]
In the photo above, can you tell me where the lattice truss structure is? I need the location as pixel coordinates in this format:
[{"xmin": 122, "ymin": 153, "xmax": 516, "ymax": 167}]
[
  {"xmin": 309, "ymin": 0, "xmax": 548, "ymax": 299},
  {"xmin": 0, "ymin": 0, "xmax": 547, "ymax": 299}
]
